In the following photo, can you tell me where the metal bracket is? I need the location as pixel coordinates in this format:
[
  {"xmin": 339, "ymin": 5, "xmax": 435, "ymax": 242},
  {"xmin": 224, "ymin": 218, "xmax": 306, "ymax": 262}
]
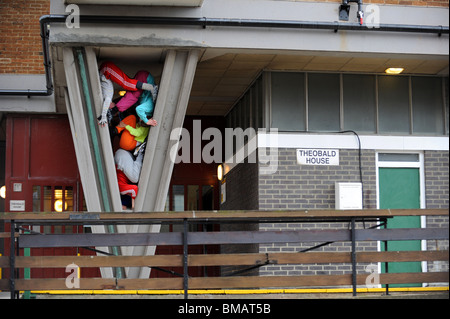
[{"xmin": 339, "ymin": 4, "xmax": 351, "ymax": 21}]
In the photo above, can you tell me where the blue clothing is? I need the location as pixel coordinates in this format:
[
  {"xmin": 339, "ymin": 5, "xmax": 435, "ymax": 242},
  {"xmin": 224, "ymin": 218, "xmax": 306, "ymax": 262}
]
[{"xmin": 135, "ymin": 73, "xmax": 156, "ymax": 123}]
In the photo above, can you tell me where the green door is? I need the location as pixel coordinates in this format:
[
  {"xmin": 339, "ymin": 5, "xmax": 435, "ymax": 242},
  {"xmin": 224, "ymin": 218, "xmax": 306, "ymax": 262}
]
[{"xmin": 379, "ymin": 167, "xmax": 422, "ymax": 287}]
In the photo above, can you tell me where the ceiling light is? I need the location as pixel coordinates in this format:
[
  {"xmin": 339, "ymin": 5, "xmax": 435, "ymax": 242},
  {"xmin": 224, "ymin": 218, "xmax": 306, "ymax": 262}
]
[{"xmin": 385, "ymin": 67, "xmax": 404, "ymax": 75}]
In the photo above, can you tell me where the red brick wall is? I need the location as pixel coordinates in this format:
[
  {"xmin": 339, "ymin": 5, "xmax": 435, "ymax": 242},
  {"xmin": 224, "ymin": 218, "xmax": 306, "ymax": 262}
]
[{"xmin": 0, "ymin": 0, "xmax": 50, "ymax": 74}]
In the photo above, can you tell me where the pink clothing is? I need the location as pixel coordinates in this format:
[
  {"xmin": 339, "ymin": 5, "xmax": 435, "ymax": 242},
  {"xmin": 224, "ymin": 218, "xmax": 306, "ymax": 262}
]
[{"xmin": 116, "ymin": 70, "xmax": 150, "ymax": 112}]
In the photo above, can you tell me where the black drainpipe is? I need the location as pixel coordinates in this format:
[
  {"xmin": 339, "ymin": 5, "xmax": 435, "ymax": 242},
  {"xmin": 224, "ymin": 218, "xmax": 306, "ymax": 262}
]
[{"xmin": 0, "ymin": 14, "xmax": 448, "ymax": 97}]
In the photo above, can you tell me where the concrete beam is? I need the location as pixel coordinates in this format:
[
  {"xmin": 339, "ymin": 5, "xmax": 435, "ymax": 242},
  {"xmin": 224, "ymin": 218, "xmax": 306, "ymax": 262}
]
[
  {"xmin": 63, "ymin": 48, "xmax": 114, "ymax": 278},
  {"xmin": 63, "ymin": 47, "xmax": 126, "ymax": 278},
  {"xmin": 63, "ymin": 47, "xmax": 199, "ymax": 279},
  {"xmin": 84, "ymin": 47, "xmax": 123, "ymax": 213},
  {"xmin": 126, "ymin": 49, "xmax": 200, "ymax": 279},
  {"xmin": 0, "ymin": 75, "xmax": 56, "ymax": 113}
]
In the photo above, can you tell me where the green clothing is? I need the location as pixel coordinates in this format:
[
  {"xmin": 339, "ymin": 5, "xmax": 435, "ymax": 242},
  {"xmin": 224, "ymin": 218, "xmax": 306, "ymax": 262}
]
[{"xmin": 125, "ymin": 125, "xmax": 149, "ymax": 143}]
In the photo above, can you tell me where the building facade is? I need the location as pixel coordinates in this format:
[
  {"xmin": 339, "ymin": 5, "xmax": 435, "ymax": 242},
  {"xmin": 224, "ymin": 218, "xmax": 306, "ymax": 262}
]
[{"xmin": 0, "ymin": 0, "xmax": 448, "ymax": 282}]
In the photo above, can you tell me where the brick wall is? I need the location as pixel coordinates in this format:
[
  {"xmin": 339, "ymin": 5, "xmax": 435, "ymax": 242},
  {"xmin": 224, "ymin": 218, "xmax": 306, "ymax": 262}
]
[
  {"xmin": 425, "ymin": 151, "xmax": 449, "ymax": 275},
  {"xmin": 221, "ymin": 161, "xmax": 259, "ymax": 211},
  {"xmin": 0, "ymin": 0, "xmax": 50, "ymax": 74},
  {"xmin": 220, "ymin": 161, "xmax": 259, "ymax": 276},
  {"xmin": 259, "ymin": 149, "xmax": 377, "ymax": 211},
  {"xmin": 221, "ymin": 148, "xmax": 449, "ymax": 278},
  {"xmin": 259, "ymin": 148, "xmax": 378, "ymax": 278},
  {"xmin": 425, "ymin": 151, "xmax": 450, "ymax": 209}
]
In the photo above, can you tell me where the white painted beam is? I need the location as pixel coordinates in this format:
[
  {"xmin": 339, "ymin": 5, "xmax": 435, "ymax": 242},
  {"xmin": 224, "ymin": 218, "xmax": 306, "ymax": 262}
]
[{"xmin": 63, "ymin": 48, "xmax": 114, "ymax": 278}]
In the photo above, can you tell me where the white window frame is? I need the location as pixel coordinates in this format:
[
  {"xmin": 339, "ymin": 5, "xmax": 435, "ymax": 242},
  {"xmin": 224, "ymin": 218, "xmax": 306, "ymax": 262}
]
[{"xmin": 375, "ymin": 150, "xmax": 427, "ymax": 284}]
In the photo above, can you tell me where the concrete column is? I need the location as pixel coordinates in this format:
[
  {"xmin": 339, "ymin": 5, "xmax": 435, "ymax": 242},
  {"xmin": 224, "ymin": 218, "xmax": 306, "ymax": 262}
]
[
  {"xmin": 127, "ymin": 49, "xmax": 200, "ymax": 278},
  {"xmin": 63, "ymin": 47, "xmax": 123, "ymax": 278},
  {"xmin": 63, "ymin": 47, "xmax": 199, "ymax": 279}
]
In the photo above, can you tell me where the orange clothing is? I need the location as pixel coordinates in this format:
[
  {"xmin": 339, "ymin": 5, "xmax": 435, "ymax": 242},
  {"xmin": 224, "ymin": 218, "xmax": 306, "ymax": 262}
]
[{"xmin": 117, "ymin": 115, "xmax": 138, "ymax": 151}]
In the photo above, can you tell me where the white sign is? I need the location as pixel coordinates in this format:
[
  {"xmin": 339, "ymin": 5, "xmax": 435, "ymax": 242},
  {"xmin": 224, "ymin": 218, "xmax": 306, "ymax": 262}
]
[
  {"xmin": 10, "ymin": 200, "xmax": 25, "ymax": 211},
  {"xmin": 13, "ymin": 183, "xmax": 22, "ymax": 192},
  {"xmin": 297, "ymin": 149, "xmax": 339, "ymax": 166}
]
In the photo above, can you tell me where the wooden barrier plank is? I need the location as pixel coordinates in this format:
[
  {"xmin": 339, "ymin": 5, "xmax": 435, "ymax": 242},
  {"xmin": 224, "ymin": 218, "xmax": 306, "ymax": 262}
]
[
  {"xmin": 189, "ymin": 252, "xmax": 352, "ymax": 266},
  {"xmin": 12, "ymin": 278, "xmax": 183, "ymax": 291},
  {"xmin": 357, "ymin": 250, "xmax": 449, "ymax": 263},
  {"xmin": 0, "ymin": 232, "xmax": 18, "ymax": 238},
  {"xmin": 3, "ymin": 272, "xmax": 448, "ymax": 291},
  {"xmin": 0, "ymin": 279, "xmax": 9, "ymax": 290},
  {"xmin": 14, "ymin": 278, "xmax": 116, "ymax": 291},
  {"xmin": 189, "ymin": 274, "xmax": 353, "ymax": 289},
  {"xmin": 0, "ymin": 256, "xmax": 8, "ymax": 268},
  {"xmin": 1, "ymin": 208, "xmax": 447, "ymax": 223},
  {"xmin": 190, "ymin": 272, "xmax": 449, "ymax": 289},
  {"xmin": 8, "ymin": 255, "xmax": 183, "ymax": 268},
  {"xmin": 2, "ymin": 250, "xmax": 448, "ymax": 269},
  {"xmin": 377, "ymin": 272, "xmax": 449, "ymax": 285}
]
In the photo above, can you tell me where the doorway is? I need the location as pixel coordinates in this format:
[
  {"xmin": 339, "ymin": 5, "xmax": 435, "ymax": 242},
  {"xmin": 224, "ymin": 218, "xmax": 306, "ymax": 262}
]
[{"xmin": 377, "ymin": 152, "xmax": 424, "ymax": 287}]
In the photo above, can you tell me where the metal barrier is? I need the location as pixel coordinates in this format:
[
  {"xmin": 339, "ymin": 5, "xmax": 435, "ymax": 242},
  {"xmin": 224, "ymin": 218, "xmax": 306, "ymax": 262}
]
[{"xmin": 0, "ymin": 209, "xmax": 448, "ymax": 299}]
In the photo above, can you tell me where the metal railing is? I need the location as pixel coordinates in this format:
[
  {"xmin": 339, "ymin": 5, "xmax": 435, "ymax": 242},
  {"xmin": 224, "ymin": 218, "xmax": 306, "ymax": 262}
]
[{"xmin": 0, "ymin": 209, "xmax": 448, "ymax": 299}]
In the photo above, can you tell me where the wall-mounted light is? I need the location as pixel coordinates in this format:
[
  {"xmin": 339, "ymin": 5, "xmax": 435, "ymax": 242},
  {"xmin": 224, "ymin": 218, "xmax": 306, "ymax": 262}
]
[
  {"xmin": 0, "ymin": 185, "xmax": 6, "ymax": 199},
  {"xmin": 385, "ymin": 67, "xmax": 404, "ymax": 75},
  {"xmin": 217, "ymin": 164, "xmax": 223, "ymax": 181}
]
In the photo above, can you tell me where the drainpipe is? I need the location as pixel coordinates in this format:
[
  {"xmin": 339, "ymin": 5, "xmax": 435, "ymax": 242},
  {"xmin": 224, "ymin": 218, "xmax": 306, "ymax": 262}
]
[{"xmin": 0, "ymin": 14, "xmax": 448, "ymax": 97}]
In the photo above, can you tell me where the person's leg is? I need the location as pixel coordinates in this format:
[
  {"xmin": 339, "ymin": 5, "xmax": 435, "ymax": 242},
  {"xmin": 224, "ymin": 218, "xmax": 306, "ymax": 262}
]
[
  {"xmin": 115, "ymin": 149, "xmax": 144, "ymax": 184},
  {"xmin": 129, "ymin": 151, "xmax": 144, "ymax": 183},
  {"xmin": 98, "ymin": 74, "xmax": 114, "ymax": 126},
  {"xmin": 99, "ymin": 61, "xmax": 156, "ymax": 92},
  {"xmin": 99, "ymin": 61, "xmax": 139, "ymax": 91}
]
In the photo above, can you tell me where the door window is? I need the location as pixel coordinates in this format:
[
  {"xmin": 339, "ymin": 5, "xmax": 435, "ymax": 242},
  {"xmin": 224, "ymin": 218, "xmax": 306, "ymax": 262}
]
[{"xmin": 32, "ymin": 185, "xmax": 77, "ymax": 234}]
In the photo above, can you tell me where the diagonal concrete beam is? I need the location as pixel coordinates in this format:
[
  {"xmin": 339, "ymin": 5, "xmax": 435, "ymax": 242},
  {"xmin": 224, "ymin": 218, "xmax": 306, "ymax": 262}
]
[
  {"xmin": 127, "ymin": 49, "xmax": 200, "ymax": 278},
  {"xmin": 63, "ymin": 47, "xmax": 199, "ymax": 279},
  {"xmin": 63, "ymin": 47, "xmax": 124, "ymax": 278}
]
